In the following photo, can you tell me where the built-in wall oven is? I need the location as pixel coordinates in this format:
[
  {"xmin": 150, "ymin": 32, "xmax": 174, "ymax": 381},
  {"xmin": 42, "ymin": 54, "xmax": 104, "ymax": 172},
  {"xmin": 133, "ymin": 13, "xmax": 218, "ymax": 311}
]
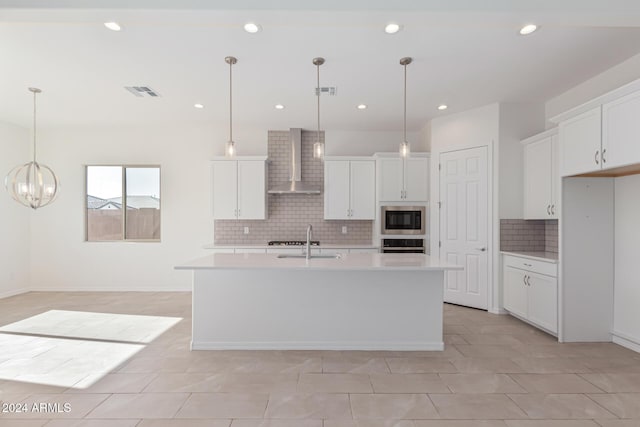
[
  {"xmin": 381, "ymin": 238, "xmax": 425, "ymax": 254},
  {"xmin": 381, "ymin": 206, "xmax": 426, "ymax": 235}
]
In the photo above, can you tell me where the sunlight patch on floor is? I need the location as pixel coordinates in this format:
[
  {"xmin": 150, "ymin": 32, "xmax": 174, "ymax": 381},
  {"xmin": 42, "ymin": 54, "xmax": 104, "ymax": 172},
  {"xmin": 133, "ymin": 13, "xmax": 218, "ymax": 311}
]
[{"xmin": 0, "ymin": 310, "xmax": 182, "ymax": 388}]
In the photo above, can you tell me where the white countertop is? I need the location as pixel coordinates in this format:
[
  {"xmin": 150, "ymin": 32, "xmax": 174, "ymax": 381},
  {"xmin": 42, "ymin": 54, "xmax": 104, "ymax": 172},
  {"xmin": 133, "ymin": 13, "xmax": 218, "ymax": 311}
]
[
  {"xmin": 204, "ymin": 243, "xmax": 379, "ymax": 250},
  {"xmin": 176, "ymin": 253, "xmax": 462, "ymax": 271},
  {"xmin": 500, "ymin": 251, "xmax": 559, "ymax": 263}
]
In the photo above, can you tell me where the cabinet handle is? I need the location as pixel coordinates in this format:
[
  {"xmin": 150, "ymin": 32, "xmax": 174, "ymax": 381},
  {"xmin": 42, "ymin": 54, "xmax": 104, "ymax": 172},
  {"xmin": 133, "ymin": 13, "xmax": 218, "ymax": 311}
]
[
  {"xmin": 547, "ymin": 205, "xmax": 551, "ymax": 215},
  {"xmin": 523, "ymin": 275, "xmax": 527, "ymax": 286},
  {"xmin": 234, "ymin": 209, "xmax": 237, "ymax": 217},
  {"xmin": 237, "ymin": 209, "xmax": 241, "ymax": 217},
  {"xmin": 595, "ymin": 150, "xmax": 600, "ymax": 165},
  {"xmin": 551, "ymin": 205, "xmax": 555, "ymax": 215},
  {"xmin": 602, "ymin": 149, "xmax": 607, "ymax": 164},
  {"xmin": 525, "ymin": 275, "xmax": 531, "ymax": 286}
]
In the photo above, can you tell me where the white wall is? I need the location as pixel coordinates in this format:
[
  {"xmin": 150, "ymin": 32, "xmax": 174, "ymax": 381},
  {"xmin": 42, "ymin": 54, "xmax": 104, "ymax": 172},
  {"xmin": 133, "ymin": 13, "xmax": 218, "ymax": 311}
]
[
  {"xmin": 546, "ymin": 52, "xmax": 640, "ymax": 121},
  {"xmin": 325, "ymin": 130, "xmax": 423, "ymax": 156},
  {"xmin": 498, "ymin": 103, "xmax": 546, "ymax": 219},
  {"xmin": 0, "ymin": 121, "xmax": 31, "ymax": 298},
  {"xmin": 28, "ymin": 124, "xmax": 229, "ymax": 291},
  {"xmin": 613, "ymin": 174, "xmax": 640, "ymax": 349}
]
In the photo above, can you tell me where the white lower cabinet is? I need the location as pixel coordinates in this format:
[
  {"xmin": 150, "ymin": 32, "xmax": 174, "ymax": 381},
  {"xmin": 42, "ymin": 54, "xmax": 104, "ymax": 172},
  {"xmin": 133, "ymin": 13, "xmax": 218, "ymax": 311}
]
[{"xmin": 503, "ymin": 254, "xmax": 558, "ymax": 334}]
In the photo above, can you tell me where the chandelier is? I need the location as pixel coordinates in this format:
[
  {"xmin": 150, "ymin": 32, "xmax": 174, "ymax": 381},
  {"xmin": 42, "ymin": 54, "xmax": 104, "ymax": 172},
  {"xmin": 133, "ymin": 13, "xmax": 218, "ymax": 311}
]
[{"xmin": 4, "ymin": 87, "xmax": 59, "ymax": 209}]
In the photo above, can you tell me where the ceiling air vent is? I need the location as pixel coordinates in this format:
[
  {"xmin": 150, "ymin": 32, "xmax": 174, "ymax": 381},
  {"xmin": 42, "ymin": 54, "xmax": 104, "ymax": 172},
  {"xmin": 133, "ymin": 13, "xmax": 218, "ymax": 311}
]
[
  {"xmin": 125, "ymin": 86, "xmax": 161, "ymax": 97},
  {"xmin": 314, "ymin": 87, "xmax": 337, "ymax": 96}
]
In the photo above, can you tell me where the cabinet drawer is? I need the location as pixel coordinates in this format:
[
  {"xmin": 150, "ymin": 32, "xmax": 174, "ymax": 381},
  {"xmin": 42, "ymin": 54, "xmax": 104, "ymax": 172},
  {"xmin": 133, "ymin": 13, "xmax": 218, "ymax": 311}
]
[{"xmin": 503, "ymin": 255, "xmax": 557, "ymax": 277}]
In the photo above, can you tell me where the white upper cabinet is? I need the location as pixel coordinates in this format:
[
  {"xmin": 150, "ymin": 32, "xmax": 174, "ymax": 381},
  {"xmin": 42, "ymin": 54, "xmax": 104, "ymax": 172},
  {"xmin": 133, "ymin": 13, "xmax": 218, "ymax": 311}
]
[
  {"xmin": 405, "ymin": 158, "xmax": 429, "ymax": 202},
  {"xmin": 602, "ymin": 90, "xmax": 640, "ymax": 169},
  {"xmin": 559, "ymin": 106, "xmax": 602, "ymax": 177},
  {"xmin": 211, "ymin": 158, "xmax": 267, "ymax": 220},
  {"xmin": 377, "ymin": 156, "xmax": 429, "ymax": 202},
  {"xmin": 349, "ymin": 161, "xmax": 376, "ymax": 219},
  {"xmin": 523, "ymin": 130, "xmax": 559, "ymax": 219},
  {"xmin": 324, "ymin": 159, "xmax": 375, "ymax": 220}
]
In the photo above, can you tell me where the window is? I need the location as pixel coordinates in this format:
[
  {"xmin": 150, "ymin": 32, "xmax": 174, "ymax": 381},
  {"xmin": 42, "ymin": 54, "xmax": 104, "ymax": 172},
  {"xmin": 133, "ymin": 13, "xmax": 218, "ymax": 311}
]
[{"xmin": 86, "ymin": 165, "xmax": 161, "ymax": 242}]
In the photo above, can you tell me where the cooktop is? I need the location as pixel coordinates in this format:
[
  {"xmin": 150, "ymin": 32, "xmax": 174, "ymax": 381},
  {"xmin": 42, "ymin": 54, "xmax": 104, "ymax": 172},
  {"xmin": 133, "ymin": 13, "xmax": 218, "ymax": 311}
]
[{"xmin": 268, "ymin": 240, "xmax": 320, "ymax": 246}]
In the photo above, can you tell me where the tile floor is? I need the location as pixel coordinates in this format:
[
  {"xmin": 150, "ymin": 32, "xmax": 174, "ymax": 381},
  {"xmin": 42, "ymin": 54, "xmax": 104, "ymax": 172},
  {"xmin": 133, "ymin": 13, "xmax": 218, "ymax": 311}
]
[{"xmin": 0, "ymin": 292, "xmax": 639, "ymax": 426}]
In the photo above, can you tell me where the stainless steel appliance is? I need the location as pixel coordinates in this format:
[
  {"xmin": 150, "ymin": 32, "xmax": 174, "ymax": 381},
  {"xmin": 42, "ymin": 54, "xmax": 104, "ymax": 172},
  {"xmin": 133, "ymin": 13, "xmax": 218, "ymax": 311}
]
[
  {"xmin": 381, "ymin": 238, "xmax": 425, "ymax": 254},
  {"xmin": 381, "ymin": 206, "xmax": 426, "ymax": 235}
]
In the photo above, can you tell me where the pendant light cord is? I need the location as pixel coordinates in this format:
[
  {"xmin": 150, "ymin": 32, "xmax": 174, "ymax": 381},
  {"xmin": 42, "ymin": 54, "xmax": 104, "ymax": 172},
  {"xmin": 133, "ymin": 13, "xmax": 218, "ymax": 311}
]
[
  {"xmin": 229, "ymin": 59, "xmax": 233, "ymax": 143},
  {"xmin": 403, "ymin": 62, "xmax": 407, "ymax": 143},
  {"xmin": 317, "ymin": 63, "xmax": 320, "ymax": 144},
  {"xmin": 32, "ymin": 89, "xmax": 37, "ymax": 162}
]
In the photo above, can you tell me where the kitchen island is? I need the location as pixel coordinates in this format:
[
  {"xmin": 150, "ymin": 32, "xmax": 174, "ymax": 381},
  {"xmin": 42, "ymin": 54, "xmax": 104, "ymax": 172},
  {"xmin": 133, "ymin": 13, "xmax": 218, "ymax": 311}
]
[{"xmin": 176, "ymin": 252, "xmax": 462, "ymax": 351}]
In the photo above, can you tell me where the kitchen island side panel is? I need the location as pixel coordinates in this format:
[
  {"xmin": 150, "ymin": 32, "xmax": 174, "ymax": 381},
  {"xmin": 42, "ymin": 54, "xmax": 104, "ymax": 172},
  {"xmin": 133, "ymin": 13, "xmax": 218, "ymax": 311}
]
[{"xmin": 191, "ymin": 269, "xmax": 444, "ymax": 350}]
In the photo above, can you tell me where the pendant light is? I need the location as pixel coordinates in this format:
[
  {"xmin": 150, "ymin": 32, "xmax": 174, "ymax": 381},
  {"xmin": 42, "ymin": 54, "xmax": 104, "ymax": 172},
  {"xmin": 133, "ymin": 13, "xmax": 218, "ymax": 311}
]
[
  {"xmin": 225, "ymin": 56, "xmax": 237, "ymax": 157},
  {"xmin": 399, "ymin": 57, "xmax": 412, "ymax": 158},
  {"xmin": 312, "ymin": 57, "xmax": 325, "ymax": 159},
  {"xmin": 4, "ymin": 87, "xmax": 59, "ymax": 209}
]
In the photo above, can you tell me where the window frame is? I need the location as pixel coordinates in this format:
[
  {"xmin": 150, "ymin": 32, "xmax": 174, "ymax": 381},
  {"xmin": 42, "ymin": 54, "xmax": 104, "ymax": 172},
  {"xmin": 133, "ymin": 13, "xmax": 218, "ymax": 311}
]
[{"xmin": 85, "ymin": 164, "xmax": 162, "ymax": 243}]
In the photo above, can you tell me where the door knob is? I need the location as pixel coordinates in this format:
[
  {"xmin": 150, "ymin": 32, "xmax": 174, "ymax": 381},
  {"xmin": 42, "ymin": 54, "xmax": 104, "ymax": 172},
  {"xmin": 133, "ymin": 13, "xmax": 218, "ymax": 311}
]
[{"xmin": 476, "ymin": 247, "xmax": 487, "ymax": 252}]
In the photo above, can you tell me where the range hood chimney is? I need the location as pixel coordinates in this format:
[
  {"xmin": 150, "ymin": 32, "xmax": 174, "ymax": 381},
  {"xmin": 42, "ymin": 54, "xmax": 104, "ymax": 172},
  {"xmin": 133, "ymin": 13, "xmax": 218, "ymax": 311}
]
[{"xmin": 268, "ymin": 128, "xmax": 321, "ymax": 195}]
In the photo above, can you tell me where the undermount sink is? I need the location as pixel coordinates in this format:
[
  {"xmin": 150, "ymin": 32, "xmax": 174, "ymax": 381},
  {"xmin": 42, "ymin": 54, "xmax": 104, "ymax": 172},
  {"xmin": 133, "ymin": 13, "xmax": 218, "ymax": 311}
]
[{"xmin": 277, "ymin": 254, "xmax": 342, "ymax": 260}]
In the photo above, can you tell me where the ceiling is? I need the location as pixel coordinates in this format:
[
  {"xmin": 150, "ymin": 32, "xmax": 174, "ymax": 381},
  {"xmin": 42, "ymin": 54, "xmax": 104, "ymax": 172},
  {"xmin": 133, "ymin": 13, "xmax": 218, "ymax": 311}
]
[{"xmin": 1, "ymin": 1, "xmax": 640, "ymax": 131}]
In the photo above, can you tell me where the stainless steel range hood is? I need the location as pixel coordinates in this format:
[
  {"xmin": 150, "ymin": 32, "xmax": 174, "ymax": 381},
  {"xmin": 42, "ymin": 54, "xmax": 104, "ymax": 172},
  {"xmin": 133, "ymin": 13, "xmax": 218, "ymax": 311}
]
[{"xmin": 268, "ymin": 128, "xmax": 321, "ymax": 195}]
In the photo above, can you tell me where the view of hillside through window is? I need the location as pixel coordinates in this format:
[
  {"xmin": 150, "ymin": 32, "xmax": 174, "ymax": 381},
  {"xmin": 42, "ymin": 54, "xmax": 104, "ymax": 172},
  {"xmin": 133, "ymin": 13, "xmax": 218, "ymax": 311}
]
[{"xmin": 86, "ymin": 166, "xmax": 161, "ymax": 241}]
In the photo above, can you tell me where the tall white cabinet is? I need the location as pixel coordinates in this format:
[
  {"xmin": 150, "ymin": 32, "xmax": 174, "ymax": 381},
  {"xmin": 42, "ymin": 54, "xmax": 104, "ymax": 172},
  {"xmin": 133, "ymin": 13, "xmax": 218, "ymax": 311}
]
[
  {"xmin": 324, "ymin": 158, "xmax": 375, "ymax": 220},
  {"xmin": 211, "ymin": 157, "xmax": 267, "ymax": 220},
  {"xmin": 377, "ymin": 155, "xmax": 429, "ymax": 202},
  {"xmin": 522, "ymin": 128, "xmax": 559, "ymax": 219}
]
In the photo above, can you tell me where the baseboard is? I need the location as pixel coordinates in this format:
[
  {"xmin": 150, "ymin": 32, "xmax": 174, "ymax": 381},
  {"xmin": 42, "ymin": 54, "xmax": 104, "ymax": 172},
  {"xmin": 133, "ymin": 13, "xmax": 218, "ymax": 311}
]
[
  {"xmin": 612, "ymin": 331, "xmax": 640, "ymax": 354},
  {"xmin": 191, "ymin": 341, "xmax": 445, "ymax": 351},
  {"xmin": 0, "ymin": 288, "xmax": 29, "ymax": 299},
  {"xmin": 489, "ymin": 307, "xmax": 509, "ymax": 315},
  {"xmin": 28, "ymin": 286, "xmax": 191, "ymax": 292}
]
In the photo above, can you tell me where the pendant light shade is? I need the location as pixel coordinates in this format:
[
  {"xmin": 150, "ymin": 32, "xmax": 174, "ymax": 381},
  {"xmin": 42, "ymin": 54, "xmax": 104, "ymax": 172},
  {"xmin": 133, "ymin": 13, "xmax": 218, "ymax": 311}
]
[
  {"xmin": 4, "ymin": 87, "xmax": 59, "ymax": 210},
  {"xmin": 313, "ymin": 57, "xmax": 325, "ymax": 160},
  {"xmin": 225, "ymin": 56, "xmax": 237, "ymax": 157},
  {"xmin": 399, "ymin": 57, "xmax": 412, "ymax": 158}
]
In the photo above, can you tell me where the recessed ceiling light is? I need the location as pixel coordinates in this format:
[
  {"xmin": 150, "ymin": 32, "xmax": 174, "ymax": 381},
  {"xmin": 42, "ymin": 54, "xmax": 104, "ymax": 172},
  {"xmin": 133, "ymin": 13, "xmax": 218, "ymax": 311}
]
[
  {"xmin": 384, "ymin": 23, "xmax": 401, "ymax": 34},
  {"xmin": 357, "ymin": 104, "xmax": 368, "ymax": 110},
  {"xmin": 274, "ymin": 104, "xmax": 285, "ymax": 110},
  {"xmin": 194, "ymin": 103, "xmax": 204, "ymax": 109},
  {"xmin": 519, "ymin": 24, "xmax": 538, "ymax": 35},
  {"xmin": 438, "ymin": 104, "xmax": 448, "ymax": 110},
  {"xmin": 244, "ymin": 22, "xmax": 261, "ymax": 33},
  {"xmin": 104, "ymin": 22, "xmax": 121, "ymax": 31}
]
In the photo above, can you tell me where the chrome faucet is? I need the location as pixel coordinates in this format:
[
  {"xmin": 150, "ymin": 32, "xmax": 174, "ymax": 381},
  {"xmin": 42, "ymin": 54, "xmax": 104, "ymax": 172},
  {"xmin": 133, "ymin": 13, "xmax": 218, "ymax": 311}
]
[{"xmin": 306, "ymin": 224, "xmax": 313, "ymax": 260}]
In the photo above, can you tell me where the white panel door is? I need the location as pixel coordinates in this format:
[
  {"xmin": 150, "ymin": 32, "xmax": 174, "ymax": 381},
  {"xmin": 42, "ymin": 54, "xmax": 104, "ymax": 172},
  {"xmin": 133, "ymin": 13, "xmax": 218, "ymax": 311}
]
[
  {"xmin": 404, "ymin": 157, "xmax": 429, "ymax": 202},
  {"xmin": 559, "ymin": 107, "xmax": 602, "ymax": 176},
  {"xmin": 212, "ymin": 161, "xmax": 238, "ymax": 219},
  {"xmin": 324, "ymin": 161, "xmax": 351, "ymax": 219},
  {"xmin": 503, "ymin": 266, "xmax": 528, "ymax": 319},
  {"xmin": 527, "ymin": 272, "xmax": 558, "ymax": 334},
  {"xmin": 524, "ymin": 137, "xmax": 552, "ymax": 219},
  {"xmin": 237, "ymin": 161, "xmax": 266, "ymax": 220},
  {"xmin": 602, "ymin": 90, "xmax": 640, "ymax": 169},
  {"xmin": 440, "ymin": 146, "xmax": 489, "ymax": 309},
  {"xmin": 378, "ymin": 158, "xmax": 403, "ymax": 202},
  {"xmin": 349, "ymin": 161, "xmax": 376, "ymax": 220}
]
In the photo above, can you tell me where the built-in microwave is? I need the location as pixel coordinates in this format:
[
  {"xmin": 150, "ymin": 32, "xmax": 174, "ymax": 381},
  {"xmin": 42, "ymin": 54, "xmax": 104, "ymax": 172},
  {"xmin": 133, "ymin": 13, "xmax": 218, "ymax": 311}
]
[{"xmin": 381, "ymin": 206, "xmax": 426, "ymax": 235}]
